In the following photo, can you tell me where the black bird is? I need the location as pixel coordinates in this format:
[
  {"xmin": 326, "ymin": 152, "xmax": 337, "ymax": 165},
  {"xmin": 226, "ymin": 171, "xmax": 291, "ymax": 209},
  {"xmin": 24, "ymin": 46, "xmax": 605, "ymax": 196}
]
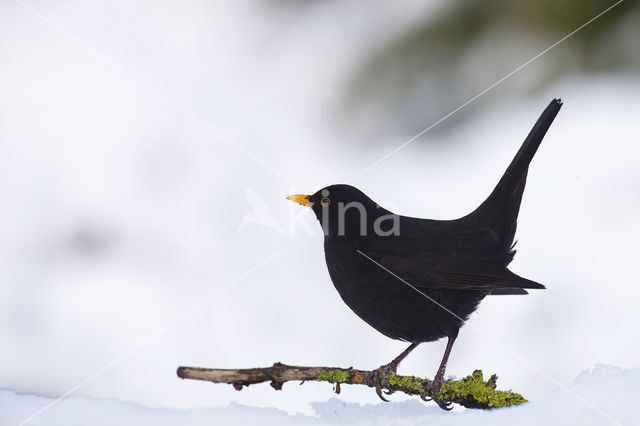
[{"xmin": 287, "ymin": 99, "xmax": 562, "ymax": 408}]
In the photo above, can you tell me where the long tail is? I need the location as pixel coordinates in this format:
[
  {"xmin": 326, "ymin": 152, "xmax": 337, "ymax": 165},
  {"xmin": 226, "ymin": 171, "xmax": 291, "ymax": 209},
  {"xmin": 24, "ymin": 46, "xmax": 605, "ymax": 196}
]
[
  {"xmin": 491, "ymin": 98, "xmax": 562, "ymax": 200},
  {"xmin": 472, "ymin": 98, "xmax": 563, "ymax": 246}
]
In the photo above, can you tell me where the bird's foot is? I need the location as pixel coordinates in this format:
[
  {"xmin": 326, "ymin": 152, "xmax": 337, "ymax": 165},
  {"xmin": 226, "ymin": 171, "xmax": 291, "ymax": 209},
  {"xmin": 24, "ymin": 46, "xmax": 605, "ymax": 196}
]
[
  {"xmin": 364, "ymin": 362, "xmax": 398, "ymax": 402},
  {"xmin": 420, "ymin": 377, "xmax": 452, "ymax": 410}
]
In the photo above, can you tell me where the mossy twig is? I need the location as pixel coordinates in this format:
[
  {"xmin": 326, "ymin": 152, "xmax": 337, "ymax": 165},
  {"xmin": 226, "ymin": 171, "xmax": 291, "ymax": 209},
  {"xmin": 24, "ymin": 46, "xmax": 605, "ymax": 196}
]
[{"xmin": 177, "ymin": 363, "xmax": 526, "ymax": 410}]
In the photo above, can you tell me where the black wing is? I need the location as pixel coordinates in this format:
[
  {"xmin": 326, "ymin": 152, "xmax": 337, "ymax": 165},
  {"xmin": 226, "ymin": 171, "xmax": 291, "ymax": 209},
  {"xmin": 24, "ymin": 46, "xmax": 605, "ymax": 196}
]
[{"xmin": 362, "ymin": 231, "xmax": 544, "ymax": 293}]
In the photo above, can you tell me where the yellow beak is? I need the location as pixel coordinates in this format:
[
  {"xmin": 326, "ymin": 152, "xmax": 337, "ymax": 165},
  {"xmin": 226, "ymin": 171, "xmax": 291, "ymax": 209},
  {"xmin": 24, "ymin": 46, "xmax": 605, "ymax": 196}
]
[{"xmin": 286, "ymin": 194, "xmax": 313, "ymax": 207}]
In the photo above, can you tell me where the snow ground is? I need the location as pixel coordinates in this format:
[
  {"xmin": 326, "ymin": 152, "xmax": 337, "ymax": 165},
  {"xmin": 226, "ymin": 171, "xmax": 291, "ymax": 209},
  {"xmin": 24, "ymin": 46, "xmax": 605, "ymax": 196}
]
[{"xmin": 1, "ymin": 365, "xmax": 637, "ymax": 426}]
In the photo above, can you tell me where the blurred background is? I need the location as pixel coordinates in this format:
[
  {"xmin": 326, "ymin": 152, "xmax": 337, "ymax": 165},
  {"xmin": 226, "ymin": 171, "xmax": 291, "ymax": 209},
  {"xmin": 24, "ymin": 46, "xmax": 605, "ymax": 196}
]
[{"xmin": 1, "ymin": 0, "xmax": 639, "ymax": 419}]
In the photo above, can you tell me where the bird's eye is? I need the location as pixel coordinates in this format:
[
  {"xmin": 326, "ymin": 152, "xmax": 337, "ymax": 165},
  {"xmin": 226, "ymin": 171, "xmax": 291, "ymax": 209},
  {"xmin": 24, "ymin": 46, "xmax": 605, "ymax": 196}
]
[{"xmin": 321, "ymin": 197, "xmax": 331, "ymax": 207}]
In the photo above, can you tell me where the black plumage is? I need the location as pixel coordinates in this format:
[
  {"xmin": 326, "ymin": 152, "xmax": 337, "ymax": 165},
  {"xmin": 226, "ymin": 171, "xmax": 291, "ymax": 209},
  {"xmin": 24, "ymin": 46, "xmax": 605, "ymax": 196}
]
[{"xmin": 287, "ymin": 99, "xmax": 562, "ymax": 407}]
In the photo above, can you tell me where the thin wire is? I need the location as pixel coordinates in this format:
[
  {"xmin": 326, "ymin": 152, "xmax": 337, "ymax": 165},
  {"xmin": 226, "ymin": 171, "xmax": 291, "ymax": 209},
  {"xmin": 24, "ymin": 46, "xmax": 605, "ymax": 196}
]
[
  {"xmin": 17, "ymin": 250, "xmax": 283, "ymax": 426},
  {"xmin": 13, "ymin": 0, "xmax": 284, "ymax": 177},
  {"xmin": 357, "ymin": 0, "xmax": 624, "ymax": 176}
]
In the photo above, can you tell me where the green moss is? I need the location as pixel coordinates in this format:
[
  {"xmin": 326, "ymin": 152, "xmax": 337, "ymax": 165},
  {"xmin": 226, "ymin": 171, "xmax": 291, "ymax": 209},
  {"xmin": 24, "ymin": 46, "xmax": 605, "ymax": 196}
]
[
  {"xmin": 386, "ymin": 374, "xmax": 428, "ymax": 393},
  {"xmin": 317, "ymin": 370, "xmax": 349, "ymax": 383},
  {"xmin": 438, "ymin": 370, "xmax": 527, "ymax": 408},
  {"xmin": 316, "ymin": 368, "xmax": 525, "ymax": 409}
]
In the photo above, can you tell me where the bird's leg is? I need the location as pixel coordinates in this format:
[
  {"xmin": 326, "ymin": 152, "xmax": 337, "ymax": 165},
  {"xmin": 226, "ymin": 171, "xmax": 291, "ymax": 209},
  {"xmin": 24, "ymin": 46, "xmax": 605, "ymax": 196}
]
[
  {"xmin": 365, "ymin": 342, "xmax": 419, "ymax": 402},
  {"xmin": 421, "ymin": 330, "xmax": 458, "ymax": 410}
]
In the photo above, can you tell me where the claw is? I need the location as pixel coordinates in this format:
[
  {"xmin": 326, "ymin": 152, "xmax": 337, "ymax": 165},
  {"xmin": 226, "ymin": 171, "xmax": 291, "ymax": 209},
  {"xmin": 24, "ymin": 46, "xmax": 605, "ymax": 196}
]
[
  {"xmin": 374, "ymin": 384, "xmax": 389, "ymax": 402},
  {"xmin": 422, "ymin": 379, "xmax": 452, "ymax": 411},
  {"xmin": 365, "ymin": 362, "xmax": 397, "ymax": 402},
  {"xmin": 434, "ymin": 397, "xmax": 453, "ymax": 411}
]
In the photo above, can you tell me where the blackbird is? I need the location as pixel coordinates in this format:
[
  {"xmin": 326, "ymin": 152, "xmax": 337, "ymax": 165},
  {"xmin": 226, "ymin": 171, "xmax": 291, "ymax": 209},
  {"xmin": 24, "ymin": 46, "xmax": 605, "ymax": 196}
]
[{"xmin": 287, "ymin": 99, "xmax": 562, "ymax": 408}]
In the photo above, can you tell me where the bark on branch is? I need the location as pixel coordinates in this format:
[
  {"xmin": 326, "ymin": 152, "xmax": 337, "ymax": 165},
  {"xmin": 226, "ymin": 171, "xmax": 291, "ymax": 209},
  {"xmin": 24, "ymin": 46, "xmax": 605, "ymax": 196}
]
[{"xmin": 176, "ymin": 362, "xmax": 526, "ymax": 409}]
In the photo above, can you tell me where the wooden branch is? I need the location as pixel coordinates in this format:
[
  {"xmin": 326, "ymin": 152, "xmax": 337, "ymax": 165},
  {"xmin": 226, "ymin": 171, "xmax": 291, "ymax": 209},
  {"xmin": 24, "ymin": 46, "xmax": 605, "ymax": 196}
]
[{"xmin": 176, "ymin": 362, "xmax": 526, "ymax": 409}]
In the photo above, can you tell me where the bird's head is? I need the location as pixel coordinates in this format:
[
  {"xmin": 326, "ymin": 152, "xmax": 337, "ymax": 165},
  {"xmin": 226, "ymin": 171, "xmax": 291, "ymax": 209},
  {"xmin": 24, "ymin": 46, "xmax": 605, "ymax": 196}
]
[{"xmin": 287, "ymin": 184, "xmax": 398, "ymax": 237}]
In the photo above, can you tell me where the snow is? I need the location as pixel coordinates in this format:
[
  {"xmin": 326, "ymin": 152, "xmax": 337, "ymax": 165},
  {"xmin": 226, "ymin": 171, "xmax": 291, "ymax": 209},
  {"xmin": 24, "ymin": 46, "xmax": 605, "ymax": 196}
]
[{"xmin": 2, "ymin": 365, "xmax": 637, "ymax": 425}]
